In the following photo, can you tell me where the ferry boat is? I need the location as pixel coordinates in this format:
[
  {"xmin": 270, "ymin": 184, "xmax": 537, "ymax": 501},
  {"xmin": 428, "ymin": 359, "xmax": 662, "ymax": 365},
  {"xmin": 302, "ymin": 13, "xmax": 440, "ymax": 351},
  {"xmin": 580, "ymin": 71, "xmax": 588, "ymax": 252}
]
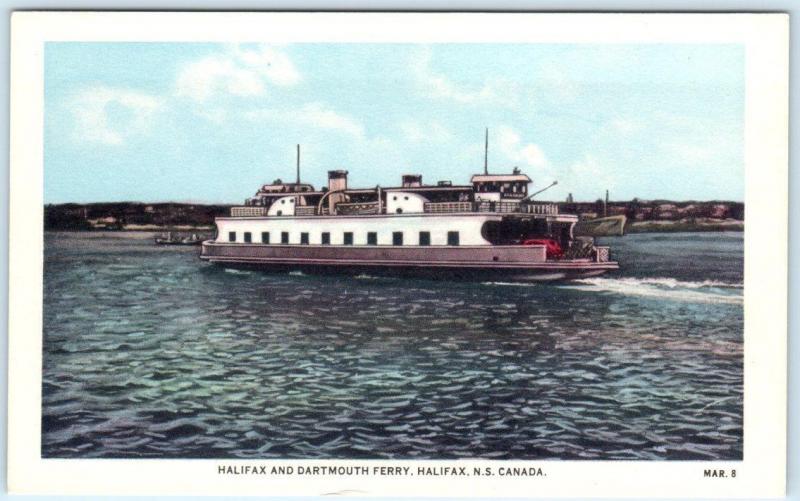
[{"xmin": 200, "ymin": 145, "xmax": 619, "ymax": 281}]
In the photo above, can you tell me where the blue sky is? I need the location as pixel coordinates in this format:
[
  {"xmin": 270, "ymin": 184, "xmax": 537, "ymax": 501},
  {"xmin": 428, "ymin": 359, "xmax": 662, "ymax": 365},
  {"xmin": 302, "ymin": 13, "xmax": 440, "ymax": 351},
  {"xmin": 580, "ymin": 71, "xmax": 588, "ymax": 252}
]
[{"xmin": 44, "ymin": 43, "xmax": 744, "ymax": 204}]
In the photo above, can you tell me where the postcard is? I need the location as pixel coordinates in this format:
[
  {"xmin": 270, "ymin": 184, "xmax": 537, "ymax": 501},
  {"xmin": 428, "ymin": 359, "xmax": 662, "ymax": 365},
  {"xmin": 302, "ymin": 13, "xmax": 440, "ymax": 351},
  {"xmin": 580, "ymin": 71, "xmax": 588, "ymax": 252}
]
[{"xmin": 7, "ymin": 11, "xmax": 788, "ymax": 498}]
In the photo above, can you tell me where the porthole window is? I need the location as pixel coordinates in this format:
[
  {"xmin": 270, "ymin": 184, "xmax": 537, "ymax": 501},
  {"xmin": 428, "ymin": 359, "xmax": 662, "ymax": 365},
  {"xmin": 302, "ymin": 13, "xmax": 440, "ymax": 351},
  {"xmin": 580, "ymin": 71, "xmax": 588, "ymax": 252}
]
[
  {"xmin": 404, "ymin": 196, "xmax": 409, "ymax": 200},
  {"xmin": 396, "ymin": 208, "xmax": 403, "ymax": 214}
]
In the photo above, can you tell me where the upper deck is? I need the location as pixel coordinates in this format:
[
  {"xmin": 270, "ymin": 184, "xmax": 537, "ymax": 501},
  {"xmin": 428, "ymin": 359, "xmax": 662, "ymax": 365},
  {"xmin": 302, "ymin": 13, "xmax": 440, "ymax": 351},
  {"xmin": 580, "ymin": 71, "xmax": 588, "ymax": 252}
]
[{"xmin": 230, "ymin": 169, "xmax": 569, "ymax": 221}]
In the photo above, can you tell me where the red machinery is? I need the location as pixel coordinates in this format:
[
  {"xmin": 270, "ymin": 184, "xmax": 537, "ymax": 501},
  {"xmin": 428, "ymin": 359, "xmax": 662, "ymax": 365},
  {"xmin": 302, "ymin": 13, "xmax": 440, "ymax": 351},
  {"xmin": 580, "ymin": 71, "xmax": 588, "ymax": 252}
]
[{"xmin": 522, "ymin": 238, "xmax": 563, "ymax": 259}]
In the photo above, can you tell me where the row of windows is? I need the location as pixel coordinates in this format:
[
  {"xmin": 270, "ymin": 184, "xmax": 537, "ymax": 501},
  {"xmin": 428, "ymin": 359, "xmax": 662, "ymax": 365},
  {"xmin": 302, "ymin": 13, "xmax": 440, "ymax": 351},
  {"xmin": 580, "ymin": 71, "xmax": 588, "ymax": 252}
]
[{"xmin": 228, "ymin": 230, "xmax": 460, "ymax": 246}]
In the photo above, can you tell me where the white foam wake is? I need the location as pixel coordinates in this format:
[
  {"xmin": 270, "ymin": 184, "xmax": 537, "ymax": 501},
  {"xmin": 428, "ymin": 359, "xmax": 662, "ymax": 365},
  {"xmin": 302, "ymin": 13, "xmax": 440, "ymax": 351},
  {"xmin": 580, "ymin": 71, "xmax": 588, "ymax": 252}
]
[
  {"xmin": 566, "ymin": 277, "xmax": 743, "ymax": 305},
  {"xmin": 481, "ymin": 281, "xmax": 538, "ymax": 287},
  {"xmin": 223, "ymin": 268, "xmax": 250, "ymax": 275}
]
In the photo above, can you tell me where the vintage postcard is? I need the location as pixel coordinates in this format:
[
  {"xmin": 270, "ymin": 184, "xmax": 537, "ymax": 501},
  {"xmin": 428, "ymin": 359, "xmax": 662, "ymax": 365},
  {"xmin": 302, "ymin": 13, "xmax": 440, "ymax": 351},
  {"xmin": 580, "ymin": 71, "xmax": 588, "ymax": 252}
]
[{"xmin": 7, "ymin": 11, "xmax": 788, "ymax": 497}]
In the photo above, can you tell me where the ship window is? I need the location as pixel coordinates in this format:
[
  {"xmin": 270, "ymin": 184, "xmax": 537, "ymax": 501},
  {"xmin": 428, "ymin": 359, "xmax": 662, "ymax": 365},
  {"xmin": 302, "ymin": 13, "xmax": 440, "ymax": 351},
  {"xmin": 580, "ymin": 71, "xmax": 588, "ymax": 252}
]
[
  {"xmin": 396, "ymin": 208, "xmax": 403, "ymax": 214},
  {"xmin": 393, "ymin": 196, "xmax": 397, "ymax": 201},
  {"xmin": 343, "ymin": 232, "xmax": 353, "ymax": 245},
  {"xmin": 281, "ymin": 199, "xmax": 285, "ymax": 204},
  {"xmin": 281, "ymin": 231, "xmax": 289, "ymax": 244},
  {"xmin": 228, "ymin": 231, "xmax": 236, "ymax": 243},
  {"xmin": 277, "ymin": 210, "xmax": 283, "ymax": 216},
  {"xmin": 367, "ymin": 232, "xmax": 377, "ymax": 245},
  {"xmin": 321, "ymin": 232, "xmax": 330, "ymax": 245},
  {"xmin": 261, "ymin": 231, "xmax": 270, "ymax": 244},
  {"xmin": 393, "ymin": 232, "xmax": 403, "ymax": 246},
  {"xmin": 419, "ymin": 231, "xmax": 430, "ymax": 246},
  {"xmin": 244, "ymin": 232, "xmax": 252, "ymax": 243},
  {"xmin": 448, "ymin": 231, "xmax": 460, "ymax": 246},
  {"xmin": 300, "ymin": 232, "xmax": 309, "ymax": 244}
]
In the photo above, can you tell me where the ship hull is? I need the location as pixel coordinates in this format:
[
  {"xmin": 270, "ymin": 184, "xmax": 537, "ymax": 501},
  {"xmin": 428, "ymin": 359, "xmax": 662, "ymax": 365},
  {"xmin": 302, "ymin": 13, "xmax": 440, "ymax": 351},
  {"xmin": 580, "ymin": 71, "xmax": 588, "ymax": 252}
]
[{"xmin": 200, "ymin": 241, "xmax": 618, "ymax": 282}]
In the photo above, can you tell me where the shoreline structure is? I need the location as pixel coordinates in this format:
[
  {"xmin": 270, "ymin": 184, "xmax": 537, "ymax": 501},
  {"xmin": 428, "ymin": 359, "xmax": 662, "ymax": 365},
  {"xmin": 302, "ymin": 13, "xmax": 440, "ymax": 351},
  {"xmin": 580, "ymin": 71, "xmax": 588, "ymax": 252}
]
[{"xmin": 43, "ymin": 200, "xmax": 744, "ymax": 234}]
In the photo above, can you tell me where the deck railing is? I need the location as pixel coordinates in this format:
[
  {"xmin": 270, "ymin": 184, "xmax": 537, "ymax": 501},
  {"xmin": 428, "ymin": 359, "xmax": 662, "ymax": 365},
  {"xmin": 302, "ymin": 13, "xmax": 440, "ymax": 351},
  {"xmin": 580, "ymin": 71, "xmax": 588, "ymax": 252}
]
[
  {"xmin": 524, "ymin": 203, "xmax": 559, "ymax": 215},
  {"xmin": 336, "ymin": 202, "xmax": 380, "ymax": 215},
  {"xmin": 423, "ymin": 201, "xmax": 473, "ymax": 213},
  {"xmin": 230, "ymin": 206, "xmax": 268, "ymax": 217},
  {"xmin": 232, "ymin": 201, "xmax": 560, "ymax": 217},
  {"xmin": 595, "ymin": 246, "xmax": 610, "ymax": 262},
  {"xmin": 295, "ymin": 206, "xmax": 317, "ymax": 216},
  {"xmin": 424, "ymin": 201, "xmax": 558, "ymax": 215}
]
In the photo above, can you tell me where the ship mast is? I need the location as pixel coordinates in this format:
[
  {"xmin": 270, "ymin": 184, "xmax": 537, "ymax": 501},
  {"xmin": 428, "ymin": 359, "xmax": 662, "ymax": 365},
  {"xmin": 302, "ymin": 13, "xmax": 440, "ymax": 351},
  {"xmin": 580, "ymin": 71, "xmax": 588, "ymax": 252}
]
[
  {"xmin": 296, "ymin": 144, "xmax": 301, "ymax": 184},
  {"xmin": 484, "ymin": 128, "xmax": 489, "ymax": 175}
]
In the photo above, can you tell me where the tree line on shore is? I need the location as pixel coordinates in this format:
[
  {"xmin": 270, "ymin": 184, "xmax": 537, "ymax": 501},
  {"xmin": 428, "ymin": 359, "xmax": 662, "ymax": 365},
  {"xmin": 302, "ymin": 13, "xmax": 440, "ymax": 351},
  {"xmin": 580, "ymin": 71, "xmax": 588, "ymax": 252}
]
[{"xmin": 43, "ymin": 199, "xmax": 744, "ymax": 231}]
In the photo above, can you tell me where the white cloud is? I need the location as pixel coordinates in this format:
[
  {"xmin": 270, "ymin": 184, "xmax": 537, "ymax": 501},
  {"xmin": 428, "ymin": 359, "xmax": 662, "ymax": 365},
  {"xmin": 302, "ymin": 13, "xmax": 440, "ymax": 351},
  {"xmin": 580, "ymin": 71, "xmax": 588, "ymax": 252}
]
[
  {"xmin": 295, "ymin": 102, "xmax": 365, "ymax": 138},
  {"xmin": 233, "ymin": 45, "xmax": 301, "ymax": 86},
  {"xmin": 399, "ymin": 120, "xmax": 454, "ymax": 143},
  {"xmin": 654, "ymin": 112, "xmax": 742, "ymax": 167},
  {"xmin": 69, "ymin": 86, "xmax": 161, "ymax": 145},
  {"xmin": 496, "ymin": 125, "xmax": 549, "ymax": 169},
  {"xmin": 538, "ymin": 67, "xmax": 580, "ymax": 102},
  {"xmin": 176, "ymin": 44, "xmax": 300, "ymax": 102},
  {"xmin": 245, "ymin": 102, "xmax": 365, "ymax": 138},
  {"xmin": 605, "ymin": 117, "xmax": 641, "ymax": 136},
  {"xmin": 561, "ymin": 154, "xmax": 616, "ymax": 200},
  {"xmin": 411, "ymin": 49, "xmax": 519, "ymax": 107}
]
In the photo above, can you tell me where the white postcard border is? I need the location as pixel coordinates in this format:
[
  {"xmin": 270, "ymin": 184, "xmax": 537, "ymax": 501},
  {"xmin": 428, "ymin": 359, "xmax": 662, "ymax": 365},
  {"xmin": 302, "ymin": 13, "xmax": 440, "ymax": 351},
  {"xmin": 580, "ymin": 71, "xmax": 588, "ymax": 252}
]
[{"xmin": 7, "ymin": 11, "xmax": 788, "ymax": 497}]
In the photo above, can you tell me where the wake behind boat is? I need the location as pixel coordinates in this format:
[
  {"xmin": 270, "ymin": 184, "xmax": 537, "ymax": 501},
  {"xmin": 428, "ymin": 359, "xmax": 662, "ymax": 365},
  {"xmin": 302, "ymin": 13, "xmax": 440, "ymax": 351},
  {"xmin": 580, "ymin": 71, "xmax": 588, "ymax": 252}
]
[
  {"xmin": 155, "ymin": 232, "xmax": 203, "ymax": 246},
  {"xmin": 200, "ymin": 140, "xmax": 620, "ymax": 281}
]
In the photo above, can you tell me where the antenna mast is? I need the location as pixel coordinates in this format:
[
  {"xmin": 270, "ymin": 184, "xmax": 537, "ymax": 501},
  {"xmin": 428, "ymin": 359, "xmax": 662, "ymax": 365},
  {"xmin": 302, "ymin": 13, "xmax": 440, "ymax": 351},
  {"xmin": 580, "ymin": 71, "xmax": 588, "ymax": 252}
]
[
  {"xmin": 296, "ymin": 144, "xmax": 300, "ymax": 184},
  {"xmin": 484, "ymin": 128, "xmax": 489, "ymax": 175}
]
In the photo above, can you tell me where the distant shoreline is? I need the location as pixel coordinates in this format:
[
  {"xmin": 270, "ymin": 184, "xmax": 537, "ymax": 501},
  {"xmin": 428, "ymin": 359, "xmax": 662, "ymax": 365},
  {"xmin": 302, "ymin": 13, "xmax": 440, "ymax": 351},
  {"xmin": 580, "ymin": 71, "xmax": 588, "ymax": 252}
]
[
  {"xmin": 44, "ymin": 221, "xmax": 744, "ymax": 234},
  {"xmin": 43, "ymin": 201, "xmax": 745, "ymax": 234},
  {"xmin": 626, "ymin": 219, "xmax": 743, "ymax": 233}
]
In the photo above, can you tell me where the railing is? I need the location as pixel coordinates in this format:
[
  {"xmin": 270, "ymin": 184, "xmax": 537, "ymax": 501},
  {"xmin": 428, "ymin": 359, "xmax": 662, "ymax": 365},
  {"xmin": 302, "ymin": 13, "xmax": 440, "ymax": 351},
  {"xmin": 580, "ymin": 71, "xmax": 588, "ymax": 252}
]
[
  {"xmin": 230, "ymin": 206, "xmax": 268, "ymax": 217},
  {"xmin": 476, "ymin": 201, "xmax": 521, "ymax": 213},
  {"xmin": 336, "ymin": 202, "xmax": 380, "ymax": 215},
  {"xmin": 295, "ymin": 206, "xmax": 317, "ymax": 216},
  {"xmin": 231, "ymin": 201, "xmax": 560, "ymax": 217},
  {"xmin": 424, "ymin": 201, "xmax": 557, "ymax": 215},
  {"xmin": 595, "ymin": 246, "xmax": 610, "ymax": 262},
  {"xmin": 424, "ymin": 201, "xmax": 473, "ymax": 213},
  {"xmin": 525, "ymin": 203, "xmax": 559, "ymax": 215}
]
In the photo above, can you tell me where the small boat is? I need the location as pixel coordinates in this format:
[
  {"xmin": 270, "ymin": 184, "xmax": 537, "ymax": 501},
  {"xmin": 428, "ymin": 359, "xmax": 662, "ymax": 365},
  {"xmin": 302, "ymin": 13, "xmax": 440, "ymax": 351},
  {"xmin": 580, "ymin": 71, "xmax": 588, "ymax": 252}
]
[
  {"xmin": 573, "ymin": 215, "xmax": 627, "ymax": 237},
  {"xmin": 155, "ymin": 232, "xmax": 203, "ymax": 246}
]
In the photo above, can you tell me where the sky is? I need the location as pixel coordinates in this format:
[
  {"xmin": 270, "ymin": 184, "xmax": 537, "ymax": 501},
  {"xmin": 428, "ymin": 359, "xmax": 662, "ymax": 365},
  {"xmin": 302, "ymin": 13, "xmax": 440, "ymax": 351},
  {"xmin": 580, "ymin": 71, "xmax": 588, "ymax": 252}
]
[{"xmin": 44, "ymin": 43, "xmax": 744, "ymax": 204}]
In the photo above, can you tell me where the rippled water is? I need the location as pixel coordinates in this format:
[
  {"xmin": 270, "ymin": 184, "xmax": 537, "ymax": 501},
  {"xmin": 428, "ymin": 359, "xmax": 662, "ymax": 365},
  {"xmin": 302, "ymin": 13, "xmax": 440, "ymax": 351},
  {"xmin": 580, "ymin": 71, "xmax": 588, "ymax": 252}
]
[{"xmin": 42, "ymin": 231, "xmax": 743, "ymax": 459}]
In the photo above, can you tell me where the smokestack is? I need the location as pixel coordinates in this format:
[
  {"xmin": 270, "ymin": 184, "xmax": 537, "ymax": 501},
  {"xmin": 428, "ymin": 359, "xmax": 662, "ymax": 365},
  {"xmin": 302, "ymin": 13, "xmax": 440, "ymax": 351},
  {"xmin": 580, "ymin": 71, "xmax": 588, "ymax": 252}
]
[
  {"xmin": 604, "ymin": 189, "xmax": 609, "ymax": 217},
  {"xmin": 402, "ymin": 174, "xmax": 422, "ymax": 188},
  {"xmin": 327, "ymin": 170, "xmax": 348, "ymax": 192},
  {"xmin": 296, "ymin": 144, "xmax": 300, "ymax": 184},
  {"xmin": 327, "ymin": 170, "xmax": 348, "ymax": 214}
]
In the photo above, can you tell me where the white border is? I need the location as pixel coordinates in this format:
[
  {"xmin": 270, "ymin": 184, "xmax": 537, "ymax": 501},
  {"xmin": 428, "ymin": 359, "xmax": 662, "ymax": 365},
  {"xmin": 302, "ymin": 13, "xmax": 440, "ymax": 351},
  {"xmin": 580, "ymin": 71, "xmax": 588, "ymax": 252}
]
[{"xmin": 7, "ymin": 12, "xmax": 788, "ymax": 497}]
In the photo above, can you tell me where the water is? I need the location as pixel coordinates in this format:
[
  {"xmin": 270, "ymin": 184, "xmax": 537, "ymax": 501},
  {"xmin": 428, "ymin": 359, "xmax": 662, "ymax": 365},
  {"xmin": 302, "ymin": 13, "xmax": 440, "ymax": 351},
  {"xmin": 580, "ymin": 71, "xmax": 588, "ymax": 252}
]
[{"xmin": 42, "ymin": 231, "xmax": 743, "ymax": 460}]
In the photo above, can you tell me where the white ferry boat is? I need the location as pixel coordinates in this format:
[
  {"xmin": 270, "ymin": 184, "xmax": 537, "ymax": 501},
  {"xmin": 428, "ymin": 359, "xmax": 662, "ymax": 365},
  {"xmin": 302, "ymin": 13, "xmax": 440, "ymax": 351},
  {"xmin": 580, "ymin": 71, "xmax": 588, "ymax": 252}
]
[{"xmin": 200, "ymin": 146, "xmax": 619, "ymax": 281}]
